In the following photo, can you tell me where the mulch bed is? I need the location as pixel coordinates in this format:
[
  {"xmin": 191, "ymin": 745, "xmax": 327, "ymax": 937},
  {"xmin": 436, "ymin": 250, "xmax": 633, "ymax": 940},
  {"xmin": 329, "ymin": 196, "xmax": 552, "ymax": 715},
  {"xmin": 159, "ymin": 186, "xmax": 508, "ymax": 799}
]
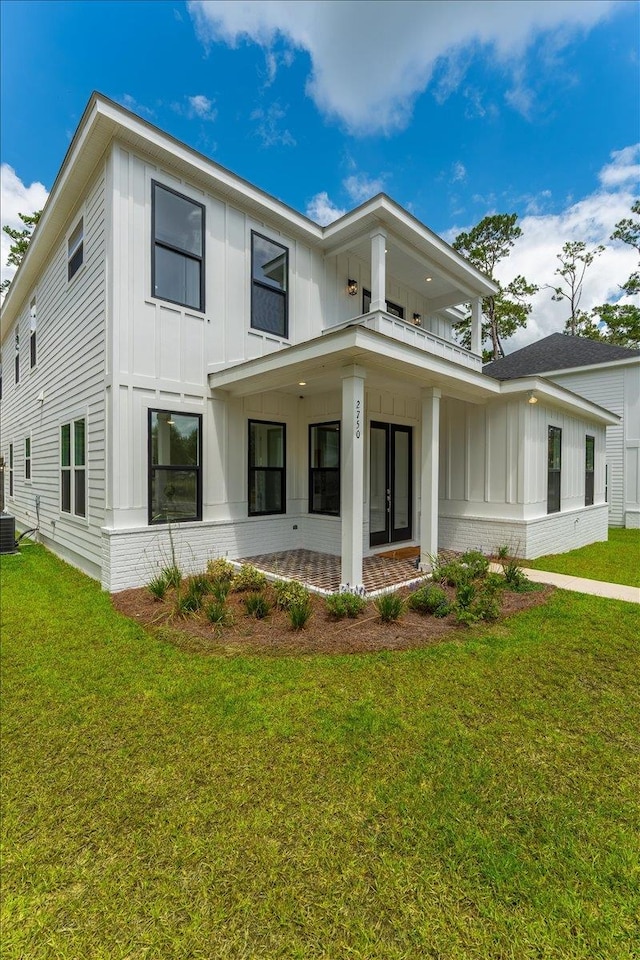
[{"xmin": 112, "ymin": 579, "xmax": 554, "ymax": 657}]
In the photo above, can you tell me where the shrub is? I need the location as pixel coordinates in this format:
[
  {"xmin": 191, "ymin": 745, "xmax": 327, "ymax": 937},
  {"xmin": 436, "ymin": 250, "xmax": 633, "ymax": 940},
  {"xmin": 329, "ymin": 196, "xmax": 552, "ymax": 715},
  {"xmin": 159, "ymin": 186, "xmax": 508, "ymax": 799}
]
[
  {"xmin": 289, "ymin": 595, "xmax": 312, "ymax": 630},
  {"xmin": 459, "ymin": 550, "xmax": 490, "ymax": 579},
  {"xmin": 174, "ymin": 587, "xmax": 201, "ymax": 617},
  {"xmin": 206, "ymin": 598, "xmax": 233, "ymax": 626},
  {"xmin": 244, "ymin": 592, "xmax": 271, "ymax": 619},
  {"xmin": 211, "ymin": 580, "xmax": 232, "ymax": 603},
  {"xmin": 455, "ymin": 581, "xmax": 476, "ymax": 610},
  {"xmin": 408, "ymin": 584, "xmax": 451, "ymax": 616},
  {"xmin": 147, "ymin": 573, "xmax": 168, "ymax": 601},
  {"xmin": 233, "ymin": 564, "xmax": 267, "ymax": 592},
  {"xmin": 206, "ymin": 557, "xmax": 236, "ymax": 585},
  {"xmin": 273, "ymin": 579, "xmax": 310, "ymax": 611},
  {"xmin": 431, "ymin": 557, "xmax": 472, "ymax": 588},
  {"xmin": 162, "ymin": 564, "xmax": 182, "ymax": 589},
  {"xmin": 326, "ymin": 592, "xmax": 367, "ymax": 620},
  {"xmin": 502, "ymin": 559, "xmax": 531, "ymax": 591},
  {"xmin": 189, "ymin": 574, "xmax": 211, "ymax": 598},
  {"xmin": 374, "ymin": 592, "xmax": 405, "ymax": 623}
]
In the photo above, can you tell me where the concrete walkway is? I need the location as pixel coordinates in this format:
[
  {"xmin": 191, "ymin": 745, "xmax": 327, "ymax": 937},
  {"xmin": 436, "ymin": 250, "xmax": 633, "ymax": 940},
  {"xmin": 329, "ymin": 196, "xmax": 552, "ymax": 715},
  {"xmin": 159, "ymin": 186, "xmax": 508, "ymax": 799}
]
[{"xmin": 489, "ymin": 564, "xmax": 640, "ymax": 604}]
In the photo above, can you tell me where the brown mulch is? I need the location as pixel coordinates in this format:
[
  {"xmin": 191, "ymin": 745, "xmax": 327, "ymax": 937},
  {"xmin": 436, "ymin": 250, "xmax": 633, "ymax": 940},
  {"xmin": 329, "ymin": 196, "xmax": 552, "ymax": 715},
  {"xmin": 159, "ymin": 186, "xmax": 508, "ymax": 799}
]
[{"xmin": 112, "ymin": 579, "xmax": 554, "ymax": 658}]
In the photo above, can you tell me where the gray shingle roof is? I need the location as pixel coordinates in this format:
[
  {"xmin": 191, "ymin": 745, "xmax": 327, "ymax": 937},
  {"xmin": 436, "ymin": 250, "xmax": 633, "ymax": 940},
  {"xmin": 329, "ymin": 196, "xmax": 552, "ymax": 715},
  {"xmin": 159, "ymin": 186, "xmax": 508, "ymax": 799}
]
[{"xmin": 483, "ymin": 333, "xmax": 639, "ymax": 381}]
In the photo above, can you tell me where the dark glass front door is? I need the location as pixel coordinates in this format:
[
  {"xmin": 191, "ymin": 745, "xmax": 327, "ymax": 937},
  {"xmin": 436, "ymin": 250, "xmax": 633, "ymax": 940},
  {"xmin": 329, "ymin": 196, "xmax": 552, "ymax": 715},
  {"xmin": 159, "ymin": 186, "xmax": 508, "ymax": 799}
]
[{"xmin": 369, "ymin": 422, "xmax": 412, "ymax": 546}]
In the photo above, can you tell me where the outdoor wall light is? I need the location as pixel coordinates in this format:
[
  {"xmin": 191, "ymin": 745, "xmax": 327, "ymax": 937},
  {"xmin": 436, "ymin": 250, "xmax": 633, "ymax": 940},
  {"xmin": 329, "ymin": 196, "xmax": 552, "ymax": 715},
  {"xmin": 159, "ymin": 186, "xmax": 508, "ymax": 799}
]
[
  {"xmin": 412, "ymin": 313, "xmax": 422, "ymax": 326},
  {"xmin": 528, "ymin": 391, "xmax": 538, "ymax": 404},
  {"xmin": 347, "ymin": 278, "xmax": 358, "ymax": 296},
  {"xmin": 425, "ymin": 276, "xmax": 432, "ymax": 282},
  {"xmin": 298, "ymin": 381, "xmax": 307, "ymax": 386}
]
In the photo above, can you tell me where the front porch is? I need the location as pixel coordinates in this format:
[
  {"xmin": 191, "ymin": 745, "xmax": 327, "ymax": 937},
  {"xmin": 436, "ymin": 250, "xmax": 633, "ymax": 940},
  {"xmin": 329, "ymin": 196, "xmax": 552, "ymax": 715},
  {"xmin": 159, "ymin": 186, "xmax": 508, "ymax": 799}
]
[{"xmin": 237, "ymin": 548, "xmax": 423, "ymax": 595}]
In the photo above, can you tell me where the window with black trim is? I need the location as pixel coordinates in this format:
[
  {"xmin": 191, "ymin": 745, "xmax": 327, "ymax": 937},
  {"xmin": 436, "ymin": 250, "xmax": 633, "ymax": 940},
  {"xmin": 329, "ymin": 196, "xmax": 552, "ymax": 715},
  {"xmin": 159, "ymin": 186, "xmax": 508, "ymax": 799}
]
[
  {"xmin": 148, "ymin": 410, "xmax": 202, "ymax": 524},
  {"xmin": 9, "ymin": 443, "xmax": 14, "ymax": 498},
  {"xmin": 25, "ymin": 436, "xmax": 31, "ymax": 481},
  {"xmin": 61, "ymin": 419, "xmax": 86, "ymax": 517},
  {"xmin": 309, "ymin": 422, "xmax": 340, "ymax": 515},
  {"xmin": 152, "ymin": 182, "xmax": 205, "ymax": 311},
  {"xmin": 585, "ymin": 435, "xmax": 595, "ymax": 506},
  {"xmin": 547, "ymin": 426, "xmax": 561, "ymax": 514},
  {"xmin": 30, "ymin": 297, "xmax": 37, "ymax": 368},
  {"xmin": 14, "ymin": 330, "xmax": 19, "ymax": 385},
  {"xmin": 251, "ymin": 232, "xmax": 288, "ymax": 337},
  {"xmin": 362, "ymin": 289, "xmax": 404, "ymax": 319},
  {"xmin": 248, "ymin": 420, "xmax": 285, "ymax": 515},
  {"xmin": 68, "ymin": 218, "xmax": 84, "ymax": 281}
]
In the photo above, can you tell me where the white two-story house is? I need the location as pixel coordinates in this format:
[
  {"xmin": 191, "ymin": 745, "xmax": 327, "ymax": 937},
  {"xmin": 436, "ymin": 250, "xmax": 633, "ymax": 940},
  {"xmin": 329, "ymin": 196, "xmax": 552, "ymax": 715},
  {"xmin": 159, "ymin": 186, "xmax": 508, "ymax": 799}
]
[{"xmin": 0, "ymin": 93, "xmax": 619, "ymax": 592}]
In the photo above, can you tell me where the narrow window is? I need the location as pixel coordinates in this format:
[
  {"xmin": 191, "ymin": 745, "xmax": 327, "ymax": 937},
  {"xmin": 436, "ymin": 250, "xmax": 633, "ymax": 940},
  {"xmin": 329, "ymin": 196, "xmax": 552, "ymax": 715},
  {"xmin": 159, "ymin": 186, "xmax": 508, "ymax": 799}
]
[
  {"xmin": 30, "ymin": 297, "xmax": 37, "ymax": 368},
  {"xmin": 547, "ymin": 426, "xmax": 562, "ymax": 514},
  {"xmin": 148, "ymin": 410, "xmax": 202, "ymax": 524},
  {"xmin": 362, "ymin": 289, "xmax": 404, "ymax": 319},
  {"xmin": 152, "ymin": 182, "xmax": 205, "ymax": 311},
  {"xmin": 60, "ymin": 419, "xmax": 86, "ymax": 517},
  {"xmin": 309, "ymin": 422, "xmax": 340, "ymax": 515},
  {"xmin": 251, "ymin": 232, "xmax": 288, "ymax": 337},
  {"xmin": 585, "ymin": 435, "xmax": 595, "ymax": 507},
  {"xmin": 248, "ymin": 420, "xmax": 285, "ymax": 516},
  {"xmin": 68, "ymin": 218, "xmax": 84, "ymax": 281},
  {"xmin": 14, "ymin": 330, "xmax": 19, "ymax": 385},
  {"xmin": 9, "ymin": 443, "xmax": 14, "ymax": 498},
  {"xmin": 25, "ymin": 437, "xmax": 31, "ymax": 481}
]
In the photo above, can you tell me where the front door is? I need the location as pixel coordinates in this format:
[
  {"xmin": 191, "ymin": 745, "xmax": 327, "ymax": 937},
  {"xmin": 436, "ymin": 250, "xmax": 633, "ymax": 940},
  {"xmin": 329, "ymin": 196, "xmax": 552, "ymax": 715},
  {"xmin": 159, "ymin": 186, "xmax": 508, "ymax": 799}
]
[{"xmin": 369, "ymin": 423, "xmax": 412, "ymax": 546}]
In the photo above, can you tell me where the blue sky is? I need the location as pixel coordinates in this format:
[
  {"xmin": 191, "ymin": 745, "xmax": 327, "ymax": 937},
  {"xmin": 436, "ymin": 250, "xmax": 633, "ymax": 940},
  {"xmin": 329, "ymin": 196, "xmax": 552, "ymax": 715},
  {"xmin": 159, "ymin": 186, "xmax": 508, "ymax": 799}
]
[{"xmin": 1, "ymin": 0, "xmax": 639, "ymax": 346}]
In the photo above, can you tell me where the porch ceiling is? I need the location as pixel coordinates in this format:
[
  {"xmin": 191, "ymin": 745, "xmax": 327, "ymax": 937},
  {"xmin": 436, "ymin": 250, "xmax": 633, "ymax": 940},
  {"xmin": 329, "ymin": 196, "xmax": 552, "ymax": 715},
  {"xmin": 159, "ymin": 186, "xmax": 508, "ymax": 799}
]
[{"xmin": 208, "ymin": 325, "xmax": 500, "ymax": 403}]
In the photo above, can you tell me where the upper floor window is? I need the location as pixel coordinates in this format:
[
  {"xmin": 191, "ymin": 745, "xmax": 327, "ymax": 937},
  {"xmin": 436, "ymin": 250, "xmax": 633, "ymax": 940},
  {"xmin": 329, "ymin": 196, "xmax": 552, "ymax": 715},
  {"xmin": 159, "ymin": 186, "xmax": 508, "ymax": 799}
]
[
  {"xmin": 14, "ymin": 330, "xmax": 19, "ymax": 384},
  {"xmin": 152, "ymin": 182, "xmax": 205, "ymax": 312},
  {"xmin": 585, "ymin": 435, "xmax": 595, "ymax": 507},
  {"xmin": 363, "ymin": 289, "xmax": 404, "ymax": 319},
  {"xmin": 547, "ymin": 426, "xmax": 561, "ymax": 514},
  {"xmin": 251, "ymin": 232, "xmax": 288, "ymax": 338},
  {"xmin": 30, "ymin": 297, "xmax": 37, "ymax": 368},
  {"xmin": 68, "ymin": 218, "xmax": 84, "ymax": 281},
  {"xmin": 148, "ymin": 410, "xmax": 202, "ymax": 524}
]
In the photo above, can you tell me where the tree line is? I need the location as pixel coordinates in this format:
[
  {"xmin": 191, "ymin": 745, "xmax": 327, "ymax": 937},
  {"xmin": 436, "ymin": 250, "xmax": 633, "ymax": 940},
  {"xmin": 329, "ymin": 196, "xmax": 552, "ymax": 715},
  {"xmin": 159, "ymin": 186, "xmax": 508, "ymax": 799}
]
[{"xmin": 2, "ymin": 201, "xmax": 639, "ymax": 355}]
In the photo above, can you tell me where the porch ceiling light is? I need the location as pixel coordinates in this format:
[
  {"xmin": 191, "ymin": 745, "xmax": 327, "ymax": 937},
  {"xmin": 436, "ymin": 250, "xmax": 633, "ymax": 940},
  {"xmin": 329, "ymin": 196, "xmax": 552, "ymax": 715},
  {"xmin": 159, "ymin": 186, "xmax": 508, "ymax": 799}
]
[
  {"xmin": 412, "ymin": 313, "xmax": 422, "ymax": 326},
  {"xmin": 298, "ymin": 381, "xmax": 306, "ymax": 386},
  {"xmin": 425, "ymin": 276, "xmax": 432, "ymax": 282},
  {"xmin": 347, "ymin": 278, "xmax": 358, "ymax": 296},
  {"xmin": 528, "ymin": 391, "xmax": 538, "ymax": 404}
]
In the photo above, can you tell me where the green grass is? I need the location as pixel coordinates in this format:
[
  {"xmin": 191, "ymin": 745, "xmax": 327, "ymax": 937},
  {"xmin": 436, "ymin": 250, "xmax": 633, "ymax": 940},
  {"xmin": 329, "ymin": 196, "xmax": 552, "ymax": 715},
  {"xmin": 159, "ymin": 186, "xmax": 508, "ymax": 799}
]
[
  {"xmin": 2, "ymin": 543, "xmax": 640, "ymax": 959},
  {"xmin": 525, "ymin": 528, "xmax": 640, "ymax": 588}
]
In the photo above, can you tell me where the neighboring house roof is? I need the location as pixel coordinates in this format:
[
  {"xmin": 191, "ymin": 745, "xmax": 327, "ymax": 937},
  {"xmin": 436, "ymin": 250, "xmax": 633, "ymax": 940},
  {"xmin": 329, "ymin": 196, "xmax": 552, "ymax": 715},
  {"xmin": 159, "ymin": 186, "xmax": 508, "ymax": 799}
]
[{"xmin": 483, "ymin": 333, "xmax": 640, "ymax": 381}]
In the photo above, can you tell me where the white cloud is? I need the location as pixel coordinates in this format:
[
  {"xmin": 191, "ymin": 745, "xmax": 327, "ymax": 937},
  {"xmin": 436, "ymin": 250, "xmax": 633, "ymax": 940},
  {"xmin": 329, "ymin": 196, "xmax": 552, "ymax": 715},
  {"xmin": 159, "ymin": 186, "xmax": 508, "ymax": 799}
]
[
  {"xmin": 598, "ymin": 144, "xmax": 640, "ymax": 188},
  {"xmin": 118, "ymin": 94, "xmax": 155, "ymax": 119},
  {"xmin": 343, "ymin": 173, "xmax": 385, "ymax": 204},
  {"xmin": 187, "ymin": 0, "xmax": 616, "ymax": 133},
  {"xmin": 451, "ymin": 161, "xmax": 467, "ymax": 184},
  {"xmin": 1, "ymin": 164, "xmax": 49, "ymax": 289},
  {"xmin": 188, "ymin": 94, "xmax": 217, "ymax": 121},
  {"xmin": 250, "ymin": 102, "xmax": 295, "ymax": 146},
  {"xmin": 305, "ymin": 191, "xmax": 346, "ymax": 225}
]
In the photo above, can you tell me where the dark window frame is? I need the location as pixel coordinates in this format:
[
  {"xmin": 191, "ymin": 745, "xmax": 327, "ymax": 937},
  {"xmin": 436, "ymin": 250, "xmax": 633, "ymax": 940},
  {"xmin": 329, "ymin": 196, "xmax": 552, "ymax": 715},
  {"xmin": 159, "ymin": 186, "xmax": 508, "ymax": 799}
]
[
  {"xmin": 585, "ymin": 435, "xmax": 595, "ymax": 507},
  {"xmin": 25, "ymin": 436, "xmax": 31, "ymax": 481},
  {"xmin": 30, "ymin": 297, "xmax": 37, "ymax": 368},
  {"xmin": 9, "ymin": 443, "xmax": 14, "ymax": 498},
  {"xmin": 60, "ymin": 418, "xmax": 86, "ymax": 518},
  {"xmin": 362, "ymin": 288, "xmax": 404, "ymax": 319},
  {"xmin": 547, "ymin": 425, "xmax": 562, "ymax": 515},
  {"xmin": 248, "ymin": 419, "xmax": 286, "ymax": 517},
  {"xmin": 308, "ymin": 421, "xmax": 340, "ymax": 516},
  {"xmin": 67, "ymin": 218, "xmax": 84, "ymax": 282},
  {"xmin": 251, "ymin": 231, "xmax": 289, "ymax": 339},
  {"xmin": 151, "ymin": 181, "xmax": 205, "ymax": 313},
  {"xmin": 14, "ymin": 330, "xmax": 19, "ymax": 385},
  {"xmin": 147, "ymin": 408, "xmax": 203, "ymax": 526}
]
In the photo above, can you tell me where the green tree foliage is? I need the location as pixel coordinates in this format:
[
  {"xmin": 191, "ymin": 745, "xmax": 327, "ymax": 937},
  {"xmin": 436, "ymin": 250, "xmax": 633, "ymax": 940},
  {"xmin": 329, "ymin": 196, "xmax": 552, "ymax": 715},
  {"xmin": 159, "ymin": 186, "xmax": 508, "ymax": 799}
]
[
  {"xmin": 550, "ymin": 240, "xmax": 604, "ymax": 336},
  {"xmin": 452, "ymin": 214, "xmax": 537, "ymax": 361},
  {"xmin": 586, "ymin": 201, "xmax": 640, "ymax": 348},
  {"xmin": 1, "ymin": 210, "xmax": 42, "ymax": 295},
  {"xmin": 610, "ymin": 199, "xmax": 639, "ymax": 297}
]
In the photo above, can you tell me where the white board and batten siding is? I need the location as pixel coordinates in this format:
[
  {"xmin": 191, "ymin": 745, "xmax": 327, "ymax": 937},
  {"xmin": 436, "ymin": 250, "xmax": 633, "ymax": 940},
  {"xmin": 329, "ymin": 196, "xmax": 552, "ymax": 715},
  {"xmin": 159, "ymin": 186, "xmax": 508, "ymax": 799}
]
[
  {"xmin": 549, "ymin": 363, "xmax": 640, "ymax": 528},
  {"xmin": 1, "ymin": 170, "xmax": 107, "ymax": 578}
]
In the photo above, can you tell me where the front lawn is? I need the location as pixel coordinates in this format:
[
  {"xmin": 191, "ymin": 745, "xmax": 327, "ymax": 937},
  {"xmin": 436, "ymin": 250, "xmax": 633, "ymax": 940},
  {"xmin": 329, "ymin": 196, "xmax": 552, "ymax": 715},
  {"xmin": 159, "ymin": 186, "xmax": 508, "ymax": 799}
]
[
  {"xmin": 525, "ymin": 527, "xmax": 640, "ymax": 587},
  {"xmin": 2, "ymin": 543, "xmax": 639, "ymax": 959}
]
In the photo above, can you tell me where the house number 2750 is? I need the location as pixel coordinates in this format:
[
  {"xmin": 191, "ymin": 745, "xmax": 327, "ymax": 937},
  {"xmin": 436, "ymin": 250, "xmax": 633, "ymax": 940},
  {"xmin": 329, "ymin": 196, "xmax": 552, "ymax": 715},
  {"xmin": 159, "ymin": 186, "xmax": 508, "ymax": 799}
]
[{"xmin": 355, "ymin": 399, "xmax": 361, "ymax": 439}]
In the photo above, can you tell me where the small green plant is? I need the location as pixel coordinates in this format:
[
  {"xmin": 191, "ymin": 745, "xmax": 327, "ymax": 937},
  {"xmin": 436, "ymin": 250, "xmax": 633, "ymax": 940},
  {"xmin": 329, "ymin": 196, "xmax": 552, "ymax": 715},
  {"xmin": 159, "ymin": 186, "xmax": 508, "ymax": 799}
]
[
  {"xmin": 325, "ymin": 592, "xmax": 367, "ymax": 620},
  {"xmin": 459, "ymin": 550, "xmax": 490, "ymax": 579},
  {"xmin": 374, "ymin": 592, "xmax": 405, "ymax": 623},
  {"xmin": 455, "ymin": 581, "xmax": 477, "ymax": 610},
  {"xmin": 408, "ymin": 584, "xmax": 451, "ymax": 616},
  {"xmin": 189, "ymin": 574, "xmax": 211, "ymax": 598},
  {"xmin": 496, "ymin": 546, "xmax": 531, "ymax": 591},
  {"xmin": 244, "ymin": 592, "xmax": 271, "ymax": 619},
  {"xmin": 206, "ymin": 557, "xmax": 236, "ymax": 585},
  {"xmin": 211, "ymin": 579, "xmax": 232, "ymax": 602},
  {"xmin": 289, "ymin": 594, "xmax": 312, "ymax": 630},
  {"xmin": 273, "ymin": 579, "xmax": 310, "ymax": 611},
  {"xmin": 147, "ymin": 573, "xmax": 168, "ymax": 601},
  {"xmin": 431, "ymin": 557, "xmax": 472, "ymax": 587},
  {"xmin": 234, "ymin": 564, "xmax": 267, "ymax": 592},
  {"xmin": 206, "ymin": 598, "xmax": 233, "ymax": 626},
  {"xmin": 174, "ymin": 588, "xmax": 201, "ymax": 617},
  {"xmin": 162, "ymin": 564, "xmax": 182, "ymax": 589}
]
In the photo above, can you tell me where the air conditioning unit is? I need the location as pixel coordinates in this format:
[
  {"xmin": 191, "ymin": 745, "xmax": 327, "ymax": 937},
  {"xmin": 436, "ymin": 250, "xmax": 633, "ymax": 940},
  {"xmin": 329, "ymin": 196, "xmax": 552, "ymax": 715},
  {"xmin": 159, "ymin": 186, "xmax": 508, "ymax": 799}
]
[{"xmin": 0, "ymin": 513, "xmax": 17, "ymax": 554}]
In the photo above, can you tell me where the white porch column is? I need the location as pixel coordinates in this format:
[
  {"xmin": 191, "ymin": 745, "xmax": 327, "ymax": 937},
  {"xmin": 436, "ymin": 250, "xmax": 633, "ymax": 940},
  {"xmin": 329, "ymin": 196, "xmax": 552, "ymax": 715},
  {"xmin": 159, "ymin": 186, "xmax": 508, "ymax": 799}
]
[
  {"xmin": 420, "ymin": 387, "xmax": 441, "ymax": 571},
  {"xmin": 370, "ymin": 229, "xmax": 387, "ymax": 312},
  {"xmin": 340, "ymin": 366, "xmax": 366, "ymax": 593},
  {"xmin": 470, "ymin": 297, "xmax": 482, "ymax": 356}
]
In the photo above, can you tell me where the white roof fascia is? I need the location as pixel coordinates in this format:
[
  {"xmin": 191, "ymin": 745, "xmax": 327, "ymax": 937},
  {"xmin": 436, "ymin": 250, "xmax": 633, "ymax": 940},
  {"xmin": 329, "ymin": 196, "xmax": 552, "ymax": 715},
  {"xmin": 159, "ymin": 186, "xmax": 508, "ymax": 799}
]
[
  {"xmin": 539, "ymin": 355, "xmax": 640, "ymax": 377},
  {"xmin": 499, "ymin": 377, "xmax": 620, "ymax": 425}
]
